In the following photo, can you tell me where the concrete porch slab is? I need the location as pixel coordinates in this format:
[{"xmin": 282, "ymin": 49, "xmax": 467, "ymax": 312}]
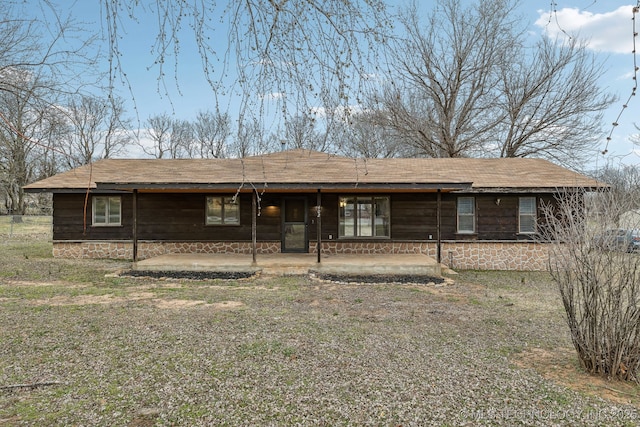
[{"xmin": 132, "ymin": 253, "xmax": 441, "ymax": 277}]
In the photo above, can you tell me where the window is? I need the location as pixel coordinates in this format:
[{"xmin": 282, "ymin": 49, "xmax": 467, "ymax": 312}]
[
  {"xmin": 339, "ymin": 196, "xmax": 390, "ymax": 238},
  {"xmin": 457, "ymin": 197, "xmax": 475, "ymax": 233},
  {"xmin": 206, "ymin": 196, "xmax": 240, "ymax": 225},
  {"xmin": 92, "ymin": 196, "xmax": 121, "ymax": 226},
  {"xmin": 519, "ymin": 197, "xmax": 537, "ymax": 234}
]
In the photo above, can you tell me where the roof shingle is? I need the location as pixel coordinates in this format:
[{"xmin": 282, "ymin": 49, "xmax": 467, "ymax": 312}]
[{"xmin": 24, "ymin": 149, "xmax": 602, "ymax": 191}]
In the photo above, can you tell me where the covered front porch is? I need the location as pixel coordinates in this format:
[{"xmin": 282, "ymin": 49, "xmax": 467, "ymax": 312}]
[{"xmin": 132, "ymin": 252, "xmax": 443, "ymax": 277}]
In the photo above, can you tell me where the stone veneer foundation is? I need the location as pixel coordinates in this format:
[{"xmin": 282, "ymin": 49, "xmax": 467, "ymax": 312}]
[
  {"xmin": 53, "ymin": 240, "xmax": 550, "ymax": 271},
  {"xmin": 52, "ymin": 240, "xmax": 280, "ymax": 260},
  {"xmin": 315, "ymin": 241, "xmax": 549, "ymax": 271}
]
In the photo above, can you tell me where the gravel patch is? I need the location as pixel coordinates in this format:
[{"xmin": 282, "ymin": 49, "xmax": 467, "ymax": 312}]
[
  {"xmin": 311, "ymin": 272, "xmax": 448, "ymax": 285},
  {"xmin": 122, "ymin": 270, "xmax": 448, "ymax": 286},
  {"xmin": 122, "ymin": 270, "xmax": 256, "ymax": 280}
]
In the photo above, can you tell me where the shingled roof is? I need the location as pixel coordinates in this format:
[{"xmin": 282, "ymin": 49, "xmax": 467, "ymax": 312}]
[{"xmin": 24, "ymin": 149, "xmax": 603, "ymax": 192}]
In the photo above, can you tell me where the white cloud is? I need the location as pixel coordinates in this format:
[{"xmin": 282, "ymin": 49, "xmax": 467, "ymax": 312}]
[
  {"xmin": 117, "ymin": 129, "xmax": 154, "ymax": 158},
  {"xmin": 260, "ymin": 92, "xmax": 286, "ymax": 100},
  {"xmin": 309, "ymin": 105, "xmax": 364, "ymax": 120},
  {"xmin": 535, "ymin": 5, "xmax": 636, "ymax": 54}
]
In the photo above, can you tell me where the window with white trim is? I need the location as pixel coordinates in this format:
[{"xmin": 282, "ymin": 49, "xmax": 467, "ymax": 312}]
[
  {"xmin": 339, "ymin": 196, "xmax": 390, "ymax": 238},
  {"xmin": 92, "ymin": 196, "xmax": 121, "ymax": 226},
  {"xmin": 519, "ymin": 197, "xmax": 537, "ymax": 234},
  {"xmin": 457, "ymin": 197, "xmax": 475, "ymax": 233},
  {"xmin": 206, "ymin": 196, "xmax": 240, "ymax": 225}
]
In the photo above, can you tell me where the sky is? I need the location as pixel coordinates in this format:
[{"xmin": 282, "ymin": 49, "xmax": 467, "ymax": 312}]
[
  {"xmin": 531, "ymin": 1, "xmax": 640, "ymax": 169},
  {"xmin": 60, "ymin": 1, "xmax": 640, "ymax": 167}
]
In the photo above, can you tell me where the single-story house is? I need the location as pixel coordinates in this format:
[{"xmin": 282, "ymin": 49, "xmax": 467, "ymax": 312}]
[{"xmin": 24, "ymin": 149, "xmax": 603, "ymax": 270}]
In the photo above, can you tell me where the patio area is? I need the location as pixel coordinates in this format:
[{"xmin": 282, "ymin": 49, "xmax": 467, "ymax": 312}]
[{"xmin": 132, "ymin": 253, "xmax": 443, "ymax": 277}]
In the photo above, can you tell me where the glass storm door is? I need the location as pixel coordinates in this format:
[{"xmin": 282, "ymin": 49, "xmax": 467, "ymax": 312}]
[{"xmin": 282, "ymin": 198, "xmax": 308, "ymax": 252}]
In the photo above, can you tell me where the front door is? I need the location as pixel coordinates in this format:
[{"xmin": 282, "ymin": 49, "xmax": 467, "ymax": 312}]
[{"xmin": 282, "ymin": 198, "xmax": 308, "ymax": 252}]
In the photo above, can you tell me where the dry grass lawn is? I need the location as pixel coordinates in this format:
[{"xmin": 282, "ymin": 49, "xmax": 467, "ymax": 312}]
[{"xmin": 1, "ymin": 237, "xmax": 640, "ymax": 426}]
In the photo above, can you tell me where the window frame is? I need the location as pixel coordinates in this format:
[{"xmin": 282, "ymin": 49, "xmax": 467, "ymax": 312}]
[
  {"xmin": 457, "ymin": 196, "xmax": 476, "ymax": 234},
  {"xmin": 338, "ymin": 195, "xmax": 390, "ymax": 239},
  {"xmin": 205, "ymin": 196, "xmax": 241, "ymax": 226},
  {"xmin": 92, "ymin": 196, "xmax": 122, "ymax": 227},
  {"xmin": 519, "ymin": 196, "xmax": 537, "ymax": 234}
]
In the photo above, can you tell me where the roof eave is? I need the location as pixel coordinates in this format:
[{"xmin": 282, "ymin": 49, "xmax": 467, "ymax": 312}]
[
  {"xmin": 93, "ymin": 182, "xmax": 474, "ymax": 191},
  {"xmin": 460, "ymin": 185, "xmax": 609, "ymax": 193}
]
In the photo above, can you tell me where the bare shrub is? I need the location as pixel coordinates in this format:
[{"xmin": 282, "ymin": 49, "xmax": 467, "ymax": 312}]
[{"xmin": 539, "ymin": 188, "xmax": 640, "ymax": 381}]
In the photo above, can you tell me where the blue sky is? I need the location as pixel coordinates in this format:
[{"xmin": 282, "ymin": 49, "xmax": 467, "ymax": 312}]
[{"xmin": 63, "ymin": 1, "xmax": 640, "ymax": 166}]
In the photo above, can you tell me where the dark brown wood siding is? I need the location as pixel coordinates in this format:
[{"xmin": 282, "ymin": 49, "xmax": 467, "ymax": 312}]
[
  {"xmin": 476, "ymin": 195, "xmax": 519, "ymax": 240},
  {"xmin": 391, "ymin": 194, "xmax": 438, "ymax": 240},
  {"xmin": 448, "ymin": 193, "xmax": 556, "ymax": 241},
  {"xmin": 52, "ymin": 191, "xmax": 556, "ymax": 243},
  {"xmin": 318, "ymin": 193, "xmax": 339, "ymax": 241},
  {"xmin": 389, "ymin": 193, "xmax": 552, "ymax": 241},
  {"xmin": 256, "ymin": 194, "xmax": 282, "ymax": 241},
  {"xmin": 53, "ymin": 193, "xmax": 133, "ymax": 240}
]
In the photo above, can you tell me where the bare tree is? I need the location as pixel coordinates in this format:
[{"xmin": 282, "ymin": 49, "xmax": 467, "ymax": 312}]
[
  {"xmin": 630, "ymin": 124, "xmax": 640, "ymax": 149},
  {"xmin": 1, "ymin": 0, "xmax": 102, "ymax": 212},
  {"xmin": 496, "ymin": 36, "xmax": 614, "ymax": 167},
  {"xmin": 591, "ymin": 164, "xmax": 640, "ymax": 213},
  {"xmin": 371, "ymin": 0, "xmax": 613, "ymax": 165},
  {"xmin": 0, "ymin": 74, "xmax": 59, "ymax": 214},
  {"xmin": 1, "ymin": 2, "xmax": 98, "ymax": 100},
  {"xmin": 102, "ymin": 98, "xmax": 133, "ymax": 159},
  {"xmin": 232, "ymin": 118, "xmax": 255, "ymax": 159},
  {"xmin": 170, "ymin": 119, "xmax": 195, "ymax": 158},
  {"xmin": 61, "ymin": 94, "xmax": 133, "ymax": 168},
  {"xmin": 141, "ymin": 114, "xmax": 172, "ymax": 159},
  {"xmin": 284, "ymin": 115, "xmax": 325, "ymax": 151},
  {"xmin": 232, "ymin": 117, "xmax": 280, "ymax": 158},
  {"xmin": 540, "ymin": 186, "xmax": 640, "ymax": 382},
  {"xmin": 372, "ymin": 0, "xmax": 516, "ymax": 157},
  {"xmin": 193, "ymin": 110, "xmax": 231, "ymax": 159},
  {"xmin": 33, "ymin": 105, "xmax": 68, "ymax": 180},
  {"xmin": 141, "ymin": 114, "xmax": 189, "ymax": 159},
  {"xmin": 336, "ymin": 111, "xmax": 407, "ymax": 158}
]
